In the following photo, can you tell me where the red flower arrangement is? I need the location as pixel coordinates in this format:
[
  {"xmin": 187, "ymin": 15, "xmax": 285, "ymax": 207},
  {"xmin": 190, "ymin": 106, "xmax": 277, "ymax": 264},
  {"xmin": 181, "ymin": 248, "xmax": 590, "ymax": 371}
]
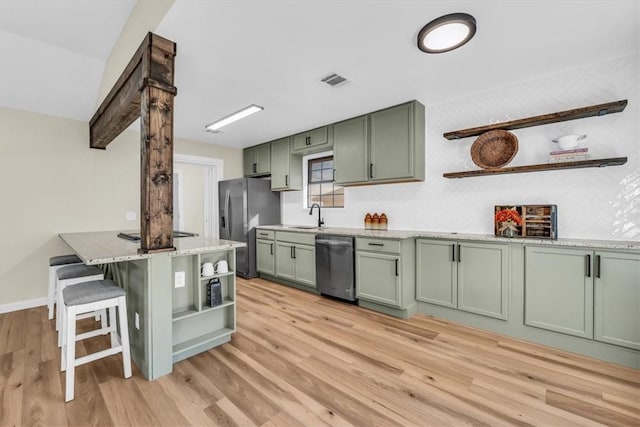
[{"xmin": 495, "ymin": 208, "xmax": 523, "ymax": 225}]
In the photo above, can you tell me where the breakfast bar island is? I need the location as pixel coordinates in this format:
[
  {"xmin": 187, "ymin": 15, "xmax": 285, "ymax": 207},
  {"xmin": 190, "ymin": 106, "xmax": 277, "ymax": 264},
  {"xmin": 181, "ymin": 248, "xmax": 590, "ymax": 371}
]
[{"xmin": 59, "ymin": 231, "xmax": 245, "ymax": 380}]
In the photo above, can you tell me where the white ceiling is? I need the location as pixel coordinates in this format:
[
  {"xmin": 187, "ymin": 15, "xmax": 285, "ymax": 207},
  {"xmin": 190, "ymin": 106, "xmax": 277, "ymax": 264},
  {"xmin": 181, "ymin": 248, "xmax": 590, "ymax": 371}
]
[{"xmin": 1, "ymin": 1, "xmax": 638, "ymax": 149}]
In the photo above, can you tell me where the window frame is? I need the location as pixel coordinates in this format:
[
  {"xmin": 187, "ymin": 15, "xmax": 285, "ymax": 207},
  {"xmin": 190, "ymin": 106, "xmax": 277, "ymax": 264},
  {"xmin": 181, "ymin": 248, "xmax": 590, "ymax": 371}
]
[{"xmin": 301, "ymin": 151, "xmax": 344, "ymax": 209}]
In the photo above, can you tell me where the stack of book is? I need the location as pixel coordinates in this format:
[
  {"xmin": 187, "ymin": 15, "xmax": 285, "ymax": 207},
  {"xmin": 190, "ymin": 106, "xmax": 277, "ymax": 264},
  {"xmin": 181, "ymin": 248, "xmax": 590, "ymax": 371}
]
[{"xmin": 548, "ymin": 147, "xmax": 589, "ymax": 163}]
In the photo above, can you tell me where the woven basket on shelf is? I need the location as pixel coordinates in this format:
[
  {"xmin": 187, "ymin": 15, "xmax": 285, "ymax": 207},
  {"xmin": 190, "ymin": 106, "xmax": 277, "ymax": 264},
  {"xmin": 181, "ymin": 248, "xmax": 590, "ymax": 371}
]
[{"xmin": 470, "ymin": 130, "xmax": 518, "ymax": 170}]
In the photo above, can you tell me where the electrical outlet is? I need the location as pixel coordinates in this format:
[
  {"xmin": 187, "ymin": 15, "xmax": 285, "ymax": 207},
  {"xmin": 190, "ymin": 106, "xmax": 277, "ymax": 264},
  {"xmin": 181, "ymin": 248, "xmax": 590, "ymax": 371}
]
[
  {"xmin": 126, "ymin": 211, "xmax": 136, "ymax": 221},
  {"xmin": 134, "ymin": 312, "xmax": 140, "ymax": 330},
  {"xmin": 175, "ymin": 271, "xmax": 185, "ymax": 288}
]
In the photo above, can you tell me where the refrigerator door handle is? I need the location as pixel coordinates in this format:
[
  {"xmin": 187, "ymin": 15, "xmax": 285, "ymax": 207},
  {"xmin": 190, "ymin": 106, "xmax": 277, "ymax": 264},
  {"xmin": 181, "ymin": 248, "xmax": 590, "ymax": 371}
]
[{"xmin": 224, "ymin": 189, "xmax": 231, "ymax": 240}]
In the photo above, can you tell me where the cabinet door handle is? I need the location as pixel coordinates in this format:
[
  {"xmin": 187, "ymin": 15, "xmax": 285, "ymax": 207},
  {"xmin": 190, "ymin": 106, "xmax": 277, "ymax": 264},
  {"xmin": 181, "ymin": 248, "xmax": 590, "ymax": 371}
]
[
  {"xmin": 253, "ymin": 163, "xmax": 257, "ymax": 173},
  {"xmin": 595, "ymin": 255, "xmax": 601, "ymax": 278},
  {"xmin": 285, "ymin": 174, "xmax": 289, "ymax": 186},
  {"xmin": 290, "ymin": 246, "xmax": 294, "ymax": 258},
  {"xmin": 457, "ymin": 244, "xmax": 462, "ymax": 263},
  {"xmin": 259, "ymin": 232, "xmax": 268, "ymax": 237},
  {"xmin": 395, "ymin": 259, "xmax": 399, "ymax": 276},
  {"xmin": 306, "ymin": 136, "xmax": 311, "ymax": 145},
  {"xmin": 452, "ymin": 244, "xmax": 456, "ymax": 262},
  {"xmin": 369, "ymin": 163, "xmax": 374, "ymax": 178},
  {"xmin": 270, "ymin": 243, "xmax": 273, "ymax": 255},
  {"xmin": 333, "ymin": 169, "xmax": 336, "ymax": 181},
  {"xmin": 368, "ymin": 242, "xmax": 384, "ymax": 247},
  {"xmin": 585, "ymin": 254, "xmax": 591, "ymax": 277},
  {"xmin": 292, "ymin": 246, "xmax": 296, "ymax": 259}
]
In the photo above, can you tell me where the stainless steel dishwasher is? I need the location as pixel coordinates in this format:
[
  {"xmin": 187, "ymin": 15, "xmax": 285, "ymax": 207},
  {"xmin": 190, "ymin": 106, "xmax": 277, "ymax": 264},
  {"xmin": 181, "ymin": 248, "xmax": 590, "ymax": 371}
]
[{"xmin": 315, "ymin": 235, "xmax": 356, "ymax": 302}]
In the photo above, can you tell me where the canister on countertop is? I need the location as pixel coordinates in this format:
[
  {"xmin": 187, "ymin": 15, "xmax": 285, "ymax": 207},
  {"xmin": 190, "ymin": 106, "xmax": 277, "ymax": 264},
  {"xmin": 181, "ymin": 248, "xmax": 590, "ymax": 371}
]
[
  {"xmin": 379, "ymin": 213, "xmax": 388, "ymax": 230},
  {"xmin": 364, "ymin": 213, "xmax": 372, "ymax": 229},
  {"xmin": 372, "ymin": 213, "xmax": 380, "ymax": 230}
]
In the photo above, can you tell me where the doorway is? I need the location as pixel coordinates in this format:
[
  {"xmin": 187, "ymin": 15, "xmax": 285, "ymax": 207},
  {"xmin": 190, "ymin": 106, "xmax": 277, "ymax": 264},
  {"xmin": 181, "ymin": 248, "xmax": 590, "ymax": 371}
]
[{"xmin": 173, "ymin": 154, "xmax": 224, "ymax": 239}]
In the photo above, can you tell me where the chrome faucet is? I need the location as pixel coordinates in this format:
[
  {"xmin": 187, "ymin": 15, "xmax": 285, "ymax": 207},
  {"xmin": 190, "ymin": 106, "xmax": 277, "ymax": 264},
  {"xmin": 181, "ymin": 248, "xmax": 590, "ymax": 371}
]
[{"xmin": 309, "ymin": 203, "xmax": 324, "ymax": 228}]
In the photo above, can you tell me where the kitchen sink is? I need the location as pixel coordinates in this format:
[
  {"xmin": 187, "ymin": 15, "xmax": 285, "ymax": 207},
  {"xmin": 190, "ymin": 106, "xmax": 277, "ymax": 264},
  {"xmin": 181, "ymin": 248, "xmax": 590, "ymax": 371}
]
[{"xmin": 287, "ymin": 226, "xmax": 322, "ymax": 230}]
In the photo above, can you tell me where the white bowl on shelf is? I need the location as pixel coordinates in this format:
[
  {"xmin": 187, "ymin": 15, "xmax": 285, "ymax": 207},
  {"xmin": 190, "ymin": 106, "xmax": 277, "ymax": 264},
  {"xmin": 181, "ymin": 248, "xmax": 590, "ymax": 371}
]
[{"xmin": 552, "ymin": 134, "xmax": 586, "ymax": 150}]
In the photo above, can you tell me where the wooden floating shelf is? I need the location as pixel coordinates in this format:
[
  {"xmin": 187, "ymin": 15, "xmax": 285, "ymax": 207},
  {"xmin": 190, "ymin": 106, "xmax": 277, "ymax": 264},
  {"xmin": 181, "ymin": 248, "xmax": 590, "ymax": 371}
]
[
  {"xmin": 443, "ymin": 157, "xmax": 628, "ymax": 179},
  {"xmin": 444, "ymin": 100, "xmax": 628, "ymax": 140}
]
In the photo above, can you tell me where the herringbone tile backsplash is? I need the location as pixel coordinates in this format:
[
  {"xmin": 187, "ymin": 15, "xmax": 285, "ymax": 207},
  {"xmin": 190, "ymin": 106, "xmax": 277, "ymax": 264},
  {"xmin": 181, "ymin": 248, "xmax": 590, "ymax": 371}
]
[{"xmin": 283, "ymin": 54, "xmax": 639, "ymax": 241}]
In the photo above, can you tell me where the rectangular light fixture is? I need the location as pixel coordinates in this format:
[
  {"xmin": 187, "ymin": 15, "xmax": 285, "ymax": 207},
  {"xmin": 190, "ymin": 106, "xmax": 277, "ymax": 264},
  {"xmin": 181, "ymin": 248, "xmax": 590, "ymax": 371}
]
[{"xmin": 205, "ymin": 104, "xmax": 263, "ymax": 132}]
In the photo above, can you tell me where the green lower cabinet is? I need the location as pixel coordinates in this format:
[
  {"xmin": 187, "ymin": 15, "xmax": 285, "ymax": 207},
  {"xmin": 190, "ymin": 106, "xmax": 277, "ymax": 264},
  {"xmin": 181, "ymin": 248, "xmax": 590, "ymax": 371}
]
[
  {"xmin": 356, "ymin": 252, "xmax": 401, "ymax": 307},
  {"xmin": 275, "ymin": 242, "xmax": 316, "ymax": 288},
  {"xmin": 457, "ymin": 242, "xmax": 509, "ymax": 320},
  {"xmin": 256, "ymin": 239, "xmax": 275, "ymax": 276},
  {"xmin": 415, "ymin": 239, "xmax": 457, "ymax": 308},
  {"xmin": 275, "ymin": 242, "xmax": 296, "ymax": 281},
  {"xmin": 524, "ymin": 246, "xmax": 594, "ymax": 338},
  {"xmin": 355, "ymin": 237, "xmax": 415, "ymax": 312},
  {"xmin": 293, "ymin": 244, "xmax": 316, "ymax": 288},
  {"xmin": 594, "ymin": 251, "xmax": 640, "ymax": 350},
  {"xmin": 416, "ymin": 239, "xmax": 508, "ymax": 320}
]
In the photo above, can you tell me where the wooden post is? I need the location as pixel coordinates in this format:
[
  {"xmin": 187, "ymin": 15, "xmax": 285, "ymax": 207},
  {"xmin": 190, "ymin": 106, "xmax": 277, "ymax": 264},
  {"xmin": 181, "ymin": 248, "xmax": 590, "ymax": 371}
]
[{"xmin": 89, "ymin": 33, "xmax": 177, "ymax": 253}]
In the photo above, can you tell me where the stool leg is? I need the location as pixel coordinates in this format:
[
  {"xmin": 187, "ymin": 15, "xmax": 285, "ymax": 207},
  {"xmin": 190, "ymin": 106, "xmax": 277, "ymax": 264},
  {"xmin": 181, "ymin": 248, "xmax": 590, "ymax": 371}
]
[
  {"xmin": 108, "ymin": 306, "xmax": 118, "ymax": 348},
  {"xmin": 47, "ymin": 267, "xmax": 56, "ymax": 320},
  {"xmin": 61, "ymin": 300, "xmax": 67, "ymax": 371},
  {"xmin": 65, "ymin": 305, "xmax": 77, "ymax": 402},
  {"xmin": 57, "ymin": 281, "xmax": 64, "ymax": 346},
  {"xmin": 117, "ymin": 296, "xmax": 132, "ymax": 378}
]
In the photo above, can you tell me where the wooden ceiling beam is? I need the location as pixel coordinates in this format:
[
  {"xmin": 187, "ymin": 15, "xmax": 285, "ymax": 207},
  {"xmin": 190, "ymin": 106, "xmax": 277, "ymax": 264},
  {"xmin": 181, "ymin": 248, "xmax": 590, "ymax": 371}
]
[
  {"xmin": 89, "ymin": 32, "xmax": 177, "ymax": 253},
  {"xmin": 89, "ymin": 32, "xmax": 177, "ymax": 149}
]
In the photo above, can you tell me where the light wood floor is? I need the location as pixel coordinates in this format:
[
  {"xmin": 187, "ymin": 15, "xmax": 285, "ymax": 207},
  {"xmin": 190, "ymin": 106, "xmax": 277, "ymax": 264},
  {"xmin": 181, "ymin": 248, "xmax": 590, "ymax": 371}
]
[{"xmin": 1, "ymin": 277, "xmax": 639, "ymax": 426}]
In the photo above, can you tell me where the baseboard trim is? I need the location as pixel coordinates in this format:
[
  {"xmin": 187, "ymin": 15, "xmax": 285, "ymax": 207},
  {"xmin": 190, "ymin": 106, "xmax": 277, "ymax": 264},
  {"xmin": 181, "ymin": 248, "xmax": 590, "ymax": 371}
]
[{"xmin": 0, "ymin": 297, "xmax": 47, "ymax": 314}]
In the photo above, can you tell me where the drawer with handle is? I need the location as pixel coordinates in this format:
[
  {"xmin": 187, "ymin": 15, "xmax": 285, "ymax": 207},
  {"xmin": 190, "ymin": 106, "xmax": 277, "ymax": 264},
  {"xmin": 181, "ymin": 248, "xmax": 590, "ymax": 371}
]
[
  {"xmin": 256, "ymin": 229, "xmax": 275, "ymax": 240},
  {"xmin": 356, "ymin": 237, "xmax": 401, "ymax": 254}
]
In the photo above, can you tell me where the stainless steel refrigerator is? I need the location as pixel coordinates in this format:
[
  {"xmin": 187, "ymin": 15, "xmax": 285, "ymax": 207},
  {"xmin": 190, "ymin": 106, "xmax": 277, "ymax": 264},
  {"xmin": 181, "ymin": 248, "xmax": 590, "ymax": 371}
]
[{"xmin": 219, "ymin": 177, "xmax": 281, "ymax": 278}]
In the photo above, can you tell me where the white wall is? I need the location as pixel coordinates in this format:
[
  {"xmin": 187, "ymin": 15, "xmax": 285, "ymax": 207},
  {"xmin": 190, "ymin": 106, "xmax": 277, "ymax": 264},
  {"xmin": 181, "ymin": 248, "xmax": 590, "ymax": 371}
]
[
  {"xmin": 0, "ymin": 107, "xmax": 242, "ymax": 307},
  {"xmin": 283, "ymin": 54, "xmax": 639, "ymax": 242}
]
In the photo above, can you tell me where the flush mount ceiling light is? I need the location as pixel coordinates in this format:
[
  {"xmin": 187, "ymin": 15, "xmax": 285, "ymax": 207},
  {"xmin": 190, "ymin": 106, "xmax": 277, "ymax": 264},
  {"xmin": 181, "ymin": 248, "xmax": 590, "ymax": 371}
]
[
  {"xmin": 205, "ymin": 104, "xmax": 263, "ymax": 133},
  {"xmin": 417, "ymin": 13, "xmax": 476, "ymax": 54}
]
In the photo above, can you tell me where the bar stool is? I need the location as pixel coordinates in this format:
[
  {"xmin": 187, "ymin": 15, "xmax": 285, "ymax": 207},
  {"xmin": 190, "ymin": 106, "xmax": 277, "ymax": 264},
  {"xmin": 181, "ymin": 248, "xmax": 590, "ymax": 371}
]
[
  {"xmin": 56, "ymin": 264, "xmax": 105, "ymax": 345},
  {"xmin": 61, "ymin": 279, "xmax": 132, "ymax": 402},
  {"xmin": 48, "ymin": 255, "xmax": 82, "ymax": 319}
]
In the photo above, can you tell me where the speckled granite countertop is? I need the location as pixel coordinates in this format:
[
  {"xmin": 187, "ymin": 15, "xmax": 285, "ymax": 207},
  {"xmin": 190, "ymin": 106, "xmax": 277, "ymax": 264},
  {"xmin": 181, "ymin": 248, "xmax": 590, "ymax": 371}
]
[
  {"xmin": 257, "ymin": 225, "xmax": 639, "ymax": 250},
  {"xmin": 59, "ymin": 231, "xmax": 246, "ymax": 265}
]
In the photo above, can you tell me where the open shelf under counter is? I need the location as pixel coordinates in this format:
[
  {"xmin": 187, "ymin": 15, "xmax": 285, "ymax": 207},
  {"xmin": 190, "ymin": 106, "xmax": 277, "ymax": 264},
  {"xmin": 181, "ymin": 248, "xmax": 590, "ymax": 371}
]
[
  {"xmin": 200, "ymin": 271, "xmax": 235, "ymax": 281},
  {"xmin": 171, "ymin": 298, "xmax": 234, "ymax": 322},
  {"xmin": 443, "ymin": 157, "xmax": 627, "ymax": 179},
  {"xmin": 172, "ymin": 328, "xmax": 235, "ymax": 363}
]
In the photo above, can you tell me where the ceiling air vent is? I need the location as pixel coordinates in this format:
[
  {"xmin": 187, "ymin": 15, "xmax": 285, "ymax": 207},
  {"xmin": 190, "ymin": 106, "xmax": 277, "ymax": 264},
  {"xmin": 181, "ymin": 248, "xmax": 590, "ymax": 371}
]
[{"xmin": 321, "ymin": 73, "xmax": 348, "ymax": 87}]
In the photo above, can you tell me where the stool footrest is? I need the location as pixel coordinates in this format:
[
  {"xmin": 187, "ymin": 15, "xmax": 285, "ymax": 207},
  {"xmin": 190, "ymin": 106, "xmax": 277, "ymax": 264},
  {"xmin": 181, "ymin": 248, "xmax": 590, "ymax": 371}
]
[
  {"xmin": 74, "ymin": 346, "xmax": 122, "ymax": 367},
  {"xmin": 75, "ymin": 328, "xmax": 110, "ymax": 342}
]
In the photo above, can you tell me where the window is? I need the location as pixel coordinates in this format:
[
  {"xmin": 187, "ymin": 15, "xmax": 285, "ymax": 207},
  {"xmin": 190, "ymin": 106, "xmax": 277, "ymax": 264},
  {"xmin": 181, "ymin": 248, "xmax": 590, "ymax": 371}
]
[{"xmin": 307, "ymin": 156, "xmax": 344, "ymax": 208}]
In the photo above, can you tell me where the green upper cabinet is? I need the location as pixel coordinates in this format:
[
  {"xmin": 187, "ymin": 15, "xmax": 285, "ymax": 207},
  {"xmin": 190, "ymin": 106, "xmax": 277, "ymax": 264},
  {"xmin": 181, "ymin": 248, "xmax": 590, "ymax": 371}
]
[
  {"xmin": 416, "ymin": 239, "xmax": 509, "ymax": 320},
  {"xmin": 333, "ymin": 115, "xmax": 369, "ymax": 185},
  {"xmin": 291, "ymin": 126, "xmax": 333, "ymax": 154},
  {"xmin": 334, "ymin": 100, "xmax": 425, "ymax": 186},
  {"xmin": 369, "ymin": 102, "xmax": 424, "ymax": 182},
  {"xmin": 594, "ymin": 251, "xmax": 640, "ymax": 350},
  {"xmin": 243, "ymin": 142, "xmax": 271, "ymax": 177},
  {"xmin": 270, "ymin": 137, "xmax": 302, "ymax": 191},
  {"xmin": 524, "ymin": 246, "xmax": 594, "ymax": 339}
]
